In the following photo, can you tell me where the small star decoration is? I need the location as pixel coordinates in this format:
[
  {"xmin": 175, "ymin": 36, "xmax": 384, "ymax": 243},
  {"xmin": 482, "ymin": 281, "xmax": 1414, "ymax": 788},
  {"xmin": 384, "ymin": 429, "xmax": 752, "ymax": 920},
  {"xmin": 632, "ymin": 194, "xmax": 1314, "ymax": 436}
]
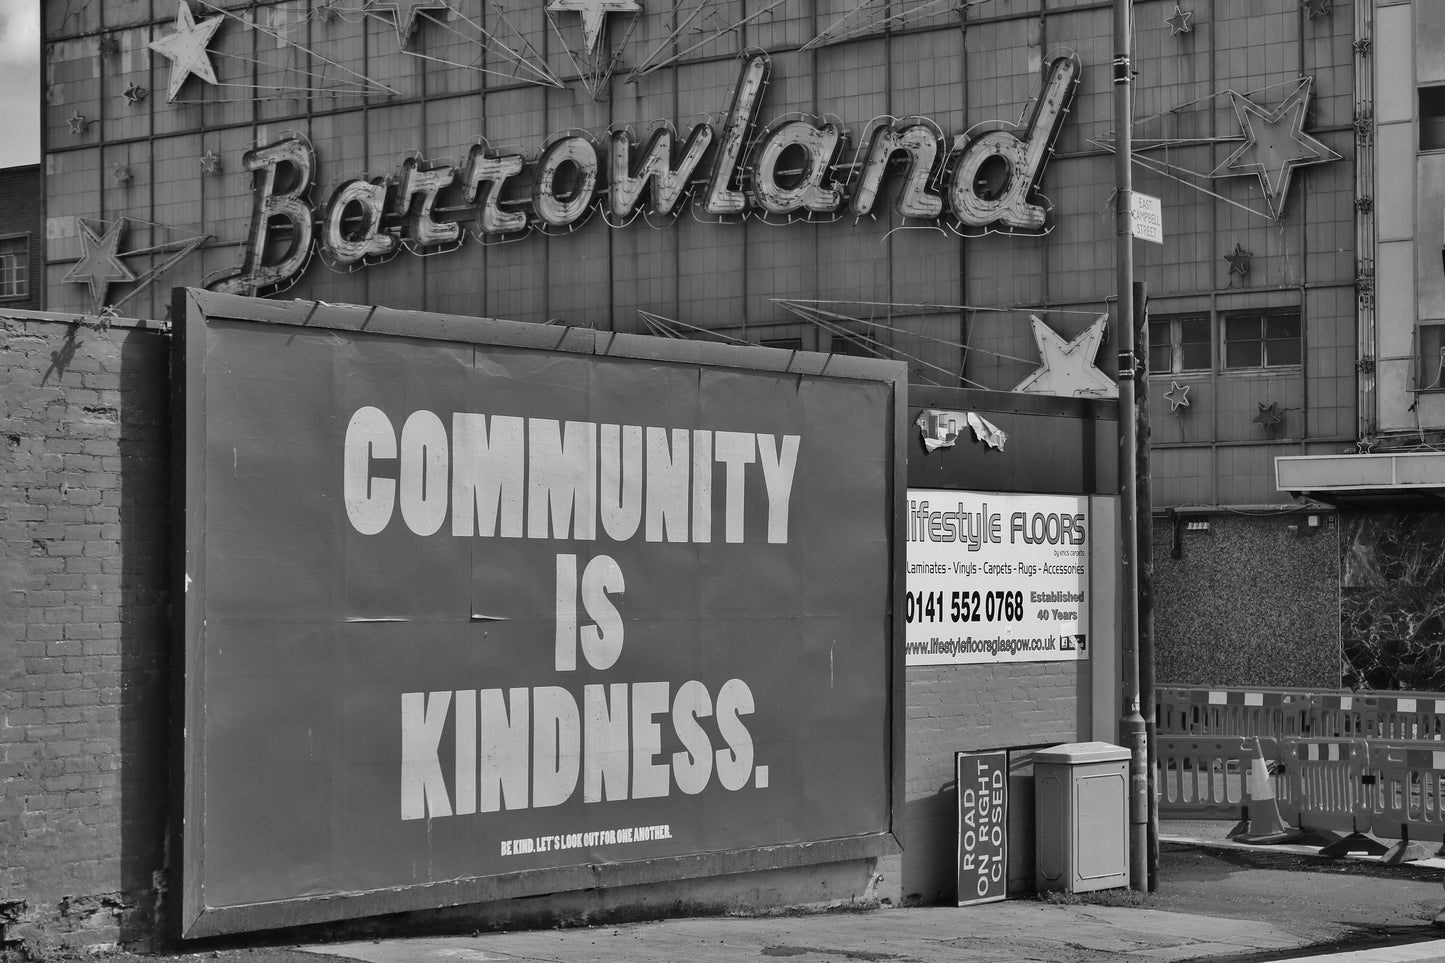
[
  {"xmin": 1165, "ymin": 381, "xmax": 1192, "ymax": 411},
  {"xmin": 110, "ymin": 162, "xmax": 133, "ymax": 186},
  {"xmin": 122, "ymin": 81, "xmax": 148, "ymax": 105},
  {"xmin": 1226, "ymin": 243, "xmax": 1253, "ymax": 278},
  {"xmin": 1301, "ymin": 0, "xmax": 1331, "ymax": 20},
  {"xmin": 1166, "ymin": 5, "xmax": 1194, "ymax": 35},
  {"xmin": 67, "ymin": 110, "xmax": 90, "ymax": 135},
  {"xmin": 1253, "ymin": 402, "xmax": 1284, "ymax": 431},
  {"xmin": 200, "ymin": 149, "xmax": 222, "ymax": 174}
]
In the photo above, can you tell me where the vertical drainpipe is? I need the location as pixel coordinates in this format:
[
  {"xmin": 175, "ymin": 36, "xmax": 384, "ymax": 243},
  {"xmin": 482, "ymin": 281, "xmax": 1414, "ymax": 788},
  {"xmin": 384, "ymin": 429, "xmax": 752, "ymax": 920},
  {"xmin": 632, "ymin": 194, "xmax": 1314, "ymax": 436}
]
[{"xmin": 1355, "ymin": 0, "xmax": 1377, "ymax": 440}]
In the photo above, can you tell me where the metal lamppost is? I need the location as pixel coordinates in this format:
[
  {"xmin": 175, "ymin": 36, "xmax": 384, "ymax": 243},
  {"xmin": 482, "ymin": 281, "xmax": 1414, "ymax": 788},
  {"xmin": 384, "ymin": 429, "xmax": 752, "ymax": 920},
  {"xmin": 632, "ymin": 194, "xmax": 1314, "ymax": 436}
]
[{"xmin": 1112, "ymin": 0, "xmax": 1151, "ymax": 892}]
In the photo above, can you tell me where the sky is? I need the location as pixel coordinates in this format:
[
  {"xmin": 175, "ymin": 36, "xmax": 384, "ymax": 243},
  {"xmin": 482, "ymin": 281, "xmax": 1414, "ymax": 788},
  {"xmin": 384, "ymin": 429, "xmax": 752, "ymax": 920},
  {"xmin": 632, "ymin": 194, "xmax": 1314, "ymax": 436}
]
[{"xmin": 0, "ymin": 0, "xmax": 39, "ymax": 168}]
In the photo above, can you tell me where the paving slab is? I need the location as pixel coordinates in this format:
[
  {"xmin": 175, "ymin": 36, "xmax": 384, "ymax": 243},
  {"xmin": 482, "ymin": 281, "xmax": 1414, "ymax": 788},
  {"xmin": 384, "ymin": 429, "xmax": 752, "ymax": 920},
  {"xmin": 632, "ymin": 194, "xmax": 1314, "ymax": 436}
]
[{"xmin": 298, "ymin": 903, "xmax": 1311, "ymax": 963}]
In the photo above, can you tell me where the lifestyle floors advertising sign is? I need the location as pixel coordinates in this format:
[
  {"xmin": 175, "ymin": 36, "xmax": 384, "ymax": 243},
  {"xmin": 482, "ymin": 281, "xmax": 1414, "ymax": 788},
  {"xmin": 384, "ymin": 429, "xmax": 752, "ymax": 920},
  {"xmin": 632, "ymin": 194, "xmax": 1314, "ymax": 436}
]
[
  {"xmin": 175, "ymin": 291, "xmax": 905, "ymax": 937},
  {"xmin": 905, "ymin": 490, "xmax": 1090, "ymax": 665}
]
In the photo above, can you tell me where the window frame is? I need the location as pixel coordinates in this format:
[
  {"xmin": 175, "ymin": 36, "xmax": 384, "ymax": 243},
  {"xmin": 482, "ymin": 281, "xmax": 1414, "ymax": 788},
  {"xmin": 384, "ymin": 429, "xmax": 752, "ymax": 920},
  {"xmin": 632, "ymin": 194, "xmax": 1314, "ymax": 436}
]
[
  {"xmin": 0, "ymin": 232, "xmax": 29, "ymax": 302},
  {"xmin": 1221, "ymin": 309, "xmax": 1303, "ymax": 372},
  {"xmin": 1421, "ymin": 84, "xmax": 1445, "ymax": 152},
  {"xmin": 828, "ymin": 327, "xmax": 879, "ymax": 358},
  {"xmin": 1146, "ymin": 313, "xmax": 1212, "ymax": 376},
  {"xmin": 1418, "ymin": 323, "xmax": 1445, "ymax": 392}
]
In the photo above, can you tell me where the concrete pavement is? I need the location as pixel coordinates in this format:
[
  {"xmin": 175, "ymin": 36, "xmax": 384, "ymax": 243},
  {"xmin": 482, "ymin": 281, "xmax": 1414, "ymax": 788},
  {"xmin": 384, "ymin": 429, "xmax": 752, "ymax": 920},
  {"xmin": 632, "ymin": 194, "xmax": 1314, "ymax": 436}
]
[
  {"xmin": 286, "ymin": 829, "xmax": 1445, "ymax": 963},
  {"xmin": 297, "ymin": 903, "xmax": 1319, "ymax": 963}
]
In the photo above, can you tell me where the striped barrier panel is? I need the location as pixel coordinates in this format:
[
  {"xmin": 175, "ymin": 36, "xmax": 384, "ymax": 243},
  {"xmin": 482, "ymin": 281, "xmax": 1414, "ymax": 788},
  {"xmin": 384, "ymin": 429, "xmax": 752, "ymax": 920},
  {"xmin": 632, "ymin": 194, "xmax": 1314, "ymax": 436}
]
[
  {"xmin": 1156, "ymin": 687, "xmax": 1311, "ymax": 740},
  {"xmin": 1304, "ymin": 694, "xmax": 1370, "ymax": 738},
  {"xmin": 1156, "ymin": 736, "xmax": 1286, "ymax": 819},
  {"xmin": 1278, "ymin": 738, "xmax": 1373, "ymax": 837},
  {"xmin": 1368, "ymin": 740, "xmax": 1445, "ymax": 847},
  {"xmin": 1358, "ymin": 696, "xmax": 1445, "ymax": 741}
]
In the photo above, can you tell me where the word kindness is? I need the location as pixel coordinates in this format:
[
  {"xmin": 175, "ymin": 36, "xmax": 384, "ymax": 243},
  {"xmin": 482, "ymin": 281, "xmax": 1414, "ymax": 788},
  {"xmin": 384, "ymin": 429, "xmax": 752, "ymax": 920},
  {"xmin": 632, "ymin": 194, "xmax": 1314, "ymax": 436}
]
[
  {"xmin": 215, "ymin": 52, "xmax": 1079, "ymax": 295},
  {"xmin": 371, "ymin": 408, "xmax": 799, "ymax": 821}
]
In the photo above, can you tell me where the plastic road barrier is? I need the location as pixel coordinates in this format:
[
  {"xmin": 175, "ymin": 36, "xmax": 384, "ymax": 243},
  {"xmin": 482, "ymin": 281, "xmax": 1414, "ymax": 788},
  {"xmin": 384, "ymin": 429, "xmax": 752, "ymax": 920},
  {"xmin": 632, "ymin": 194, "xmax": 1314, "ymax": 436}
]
[
  {"xmin": 1156, "ymin": 687, "xmax": 1312, "ymax": 739},
  {"xmin": 1279, "ymin": 738, "xmax": 1384, "ymax": 856},
  {"xmin": 1368, "ymin": 740, "xmax": 1445, "ymax": 862},
  {"xmin": 1155, "ymin": 736, "xmax": 1285, "ymax": 819}
]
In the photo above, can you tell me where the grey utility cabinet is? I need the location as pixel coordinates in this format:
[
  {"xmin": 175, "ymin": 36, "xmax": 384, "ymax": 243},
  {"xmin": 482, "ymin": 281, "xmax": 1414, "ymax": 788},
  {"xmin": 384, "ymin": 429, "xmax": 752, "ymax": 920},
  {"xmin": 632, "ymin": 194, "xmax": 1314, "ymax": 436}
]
[{"xmin": 1033, "ymin": 741, "xmax": 1130, "ymax": 893}]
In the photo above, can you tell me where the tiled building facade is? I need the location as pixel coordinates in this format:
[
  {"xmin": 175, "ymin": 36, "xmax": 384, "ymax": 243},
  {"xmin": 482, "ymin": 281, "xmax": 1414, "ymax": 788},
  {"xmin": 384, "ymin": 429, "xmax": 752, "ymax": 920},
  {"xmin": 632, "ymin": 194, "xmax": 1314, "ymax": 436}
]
[{"xmin": 40, "ymin": 0, "xmax": 1373, "ymax": 685}]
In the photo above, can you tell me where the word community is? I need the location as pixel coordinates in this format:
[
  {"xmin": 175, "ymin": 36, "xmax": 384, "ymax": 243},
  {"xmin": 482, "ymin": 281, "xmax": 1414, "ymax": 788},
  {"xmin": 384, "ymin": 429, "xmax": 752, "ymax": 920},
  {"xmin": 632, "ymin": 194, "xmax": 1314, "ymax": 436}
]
[{"xmin": 215, "ymin": 51, "xmax": 1081, "ymax": 295}]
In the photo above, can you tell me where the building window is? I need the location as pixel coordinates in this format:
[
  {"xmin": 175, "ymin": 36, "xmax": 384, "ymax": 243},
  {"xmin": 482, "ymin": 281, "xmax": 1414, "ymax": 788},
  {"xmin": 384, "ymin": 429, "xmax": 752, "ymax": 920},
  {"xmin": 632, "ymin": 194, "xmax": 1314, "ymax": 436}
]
[
  {"xmin": 1147, "ymin": 315, "xmax": 1210, "ymax": 374},
  {"xmin": 1224, "ymin": 310, "xmax": 1301, "ymax": 369},
  {"xmin": 0, "ymin": 234, "xmax": 27, "ymax": 300},
  {"xmin": 1422, "ymin": 86, "xmax": 1445, "ymax": 151},
  {"xmin": 1419, "ymin": 324, "xmax": 1445, "ymax": 390},
  {"xmin": 830, "ymin": 329, "xmax": 877, "ymax": 357}
]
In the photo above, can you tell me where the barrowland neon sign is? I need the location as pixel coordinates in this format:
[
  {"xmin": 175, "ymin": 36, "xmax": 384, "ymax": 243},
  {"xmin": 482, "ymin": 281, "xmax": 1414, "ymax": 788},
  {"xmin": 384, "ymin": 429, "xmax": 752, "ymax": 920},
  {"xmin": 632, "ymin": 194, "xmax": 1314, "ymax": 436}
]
[{"xmin": 212, "ymin": 50, "xmax": 1080, "ymax": 297}]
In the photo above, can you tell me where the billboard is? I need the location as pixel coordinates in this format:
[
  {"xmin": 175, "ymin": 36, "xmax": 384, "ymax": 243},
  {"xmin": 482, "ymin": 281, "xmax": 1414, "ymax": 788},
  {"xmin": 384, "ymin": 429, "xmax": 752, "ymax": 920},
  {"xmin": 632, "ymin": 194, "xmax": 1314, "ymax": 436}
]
[
  {"xmin": 173, "ymin": 290, "xmax": 906, "ymax": 937},
  {"xmin": 904, "ymin": 490, "xmax": 1091, "ymax": 666}
]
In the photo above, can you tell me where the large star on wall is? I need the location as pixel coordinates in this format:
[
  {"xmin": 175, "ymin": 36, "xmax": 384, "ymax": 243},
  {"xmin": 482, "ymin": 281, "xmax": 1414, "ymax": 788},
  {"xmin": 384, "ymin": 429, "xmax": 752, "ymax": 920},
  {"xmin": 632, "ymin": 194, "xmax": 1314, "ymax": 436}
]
[
  {"xmin": 147, "ymin": 1, "xmax": 224, "ymax": 103},
  {"xmin": 370, "ymin": 0, "xmax": 452, "ymax": 48},
  {"xmin": 547, "ymin": 0, "xmax": 642, "ymax": 54},
  {"xmin": 62, "ymin": 218, "xmax": 136, "ymax": 308},
  {"xmin": 1013, "ymin": 314, "xmax": 1118, "ymax": 399},
  {"xmin": 1210, "ymin": 79, "xmax": 1341, "ymax": 220}
]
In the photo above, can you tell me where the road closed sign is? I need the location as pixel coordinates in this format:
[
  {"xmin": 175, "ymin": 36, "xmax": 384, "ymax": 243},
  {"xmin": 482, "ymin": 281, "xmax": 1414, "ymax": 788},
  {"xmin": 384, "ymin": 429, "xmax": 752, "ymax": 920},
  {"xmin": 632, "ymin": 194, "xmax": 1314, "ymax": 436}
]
[{"xmin": 905, "ymin": 490, "xmax": 1091, "ymax": 665}]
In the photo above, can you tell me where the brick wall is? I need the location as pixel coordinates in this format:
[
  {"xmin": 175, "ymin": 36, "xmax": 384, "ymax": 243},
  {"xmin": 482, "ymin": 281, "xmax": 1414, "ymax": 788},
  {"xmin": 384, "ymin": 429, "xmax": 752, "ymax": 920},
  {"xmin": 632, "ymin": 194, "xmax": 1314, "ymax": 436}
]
[
  {"xmin": 0, "ymin": 309, "xmax": 170, "ymax": 947},
  {"xmin": 903, "ymin": 662, "xmax": 1087, "ymax": 905},
  {"xmin": 0, "ymin": 165, "xmax": 43, "ymax": 311}
]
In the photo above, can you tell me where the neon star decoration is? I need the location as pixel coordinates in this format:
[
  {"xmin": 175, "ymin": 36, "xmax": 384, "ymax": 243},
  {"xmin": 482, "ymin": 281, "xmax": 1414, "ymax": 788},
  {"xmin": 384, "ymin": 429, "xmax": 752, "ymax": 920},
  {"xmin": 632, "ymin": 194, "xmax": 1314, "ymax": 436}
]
[
  {"xmin": 547, "ymin": 0, "xmax": 642, "ymax": 55},
  {"xmin": 122, "ymin": 81, "xmax": 148, "ymax": 105},
  {"xmin": 1165, "ymin": 381, "xmax": 1192, "ymax": 411},
  {"xmin": 147, "ymin": 1, "xmax": 224, "ymax": 103},
  {"xmin": 1166, "ymin": 5, "xmax": 1194, "ymax": 35},
  {"xmin": 369, "ymin": 0, "xmax": 451, "ymax": 48},
  {"xmin": 200, "ymin": 149, "xmax": 222, "ymax": 174},
  {"xmin": 64, "ymin": 219, "xmax": 137, "ymax": 309},
  {"xmin": 1225, "ymin": 243, "xmax": 1252, "ymax": 277},
  {"xmin": 1013, "ymin": 314, "xmax": 1118, "ymax": 399},
  {"xmin": 1254, "ymin": 402, "xmax": 1284, "ymax": 432},
  {"xmin": 1300, "ymin": 0, "xmax": 1331, "ymax": 20},
  {"xmin": 67, "ymin": 110, "xmax": 89, "ymax": 135},
  {"xmin": 1210, "ymin": 78, "xmax": 1341, "ymax": 219}
]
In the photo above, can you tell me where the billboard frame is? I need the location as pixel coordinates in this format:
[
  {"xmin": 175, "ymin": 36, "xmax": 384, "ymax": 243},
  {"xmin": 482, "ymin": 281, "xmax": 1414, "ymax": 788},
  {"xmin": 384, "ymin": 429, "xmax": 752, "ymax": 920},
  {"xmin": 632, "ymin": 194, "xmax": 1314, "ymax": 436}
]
[{"xmin": 170, "ymin": 287, "xmax": 907, "ymax": 938}]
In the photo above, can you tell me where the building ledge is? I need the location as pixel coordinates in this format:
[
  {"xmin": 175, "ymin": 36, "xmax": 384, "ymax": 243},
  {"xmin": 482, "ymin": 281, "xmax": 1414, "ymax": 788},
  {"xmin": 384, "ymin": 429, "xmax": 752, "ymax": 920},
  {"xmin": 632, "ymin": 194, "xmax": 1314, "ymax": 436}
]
[{"xmin": 1276, "ymin": 451, "xmax": 1445, "ymax": 508}]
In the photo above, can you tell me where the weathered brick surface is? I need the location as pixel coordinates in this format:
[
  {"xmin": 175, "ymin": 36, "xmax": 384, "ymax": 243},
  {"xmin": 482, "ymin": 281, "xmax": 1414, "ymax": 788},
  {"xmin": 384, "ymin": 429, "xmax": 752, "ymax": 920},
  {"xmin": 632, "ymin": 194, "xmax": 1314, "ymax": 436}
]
[
  {"xmin": 903, "ymin": 662, "xmax": 1086, "ymax": 904},
  {"xmin": 0, "ymin": 310, "xmax": 170, "ymax": 947}
]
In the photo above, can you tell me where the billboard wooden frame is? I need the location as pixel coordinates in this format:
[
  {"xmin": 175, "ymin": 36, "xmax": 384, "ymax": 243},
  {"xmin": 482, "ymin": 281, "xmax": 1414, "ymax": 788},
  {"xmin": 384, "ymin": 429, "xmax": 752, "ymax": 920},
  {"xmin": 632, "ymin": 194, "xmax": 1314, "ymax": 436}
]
[{"xmin": 170, "ymin": 287, "xmax": 907, "ymax": 938}]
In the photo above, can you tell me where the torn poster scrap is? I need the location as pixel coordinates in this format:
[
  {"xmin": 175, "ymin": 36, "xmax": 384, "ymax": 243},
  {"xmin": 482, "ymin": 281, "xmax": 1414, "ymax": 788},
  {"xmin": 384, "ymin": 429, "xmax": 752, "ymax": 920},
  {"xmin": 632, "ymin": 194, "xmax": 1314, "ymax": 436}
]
[{"xmin": 915, "ymin": 409, "xmax": 1008, "ymax": 452}]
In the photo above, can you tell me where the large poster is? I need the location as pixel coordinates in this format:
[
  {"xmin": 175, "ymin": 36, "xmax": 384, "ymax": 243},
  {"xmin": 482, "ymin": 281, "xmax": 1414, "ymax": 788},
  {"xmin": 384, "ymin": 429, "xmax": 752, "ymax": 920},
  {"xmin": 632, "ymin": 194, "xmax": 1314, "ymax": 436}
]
[
  {"xmin": 175, "ymin": 291, "xmax": 905, "ymax": 937},
  {"xmin": 905, "ymin": 490, "xmax": 1091, "ymax": 665}
]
